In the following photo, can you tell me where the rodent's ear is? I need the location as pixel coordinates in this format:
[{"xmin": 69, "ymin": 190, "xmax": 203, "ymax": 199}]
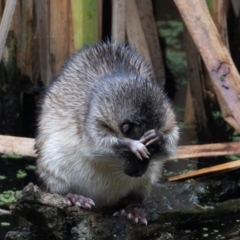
[{"xmin": 121, "ymin": 122, "xmax": 133, "ymax": 135}]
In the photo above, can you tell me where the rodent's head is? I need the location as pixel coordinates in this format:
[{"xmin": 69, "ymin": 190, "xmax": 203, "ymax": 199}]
[{"xmin": 85, "ymin": 74, "xmax": 178, "ymax": 177}]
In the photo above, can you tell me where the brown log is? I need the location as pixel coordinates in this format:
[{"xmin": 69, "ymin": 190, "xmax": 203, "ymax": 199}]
[
  {"xmin": 8, "ymin": 181, "xmax": 240, "ymax": 239},
  {"xmin": 174, "ymin": 0, "xmax": 240, "ymax": 133},
  {"xmin": 0, "ymin": 135, "xmax": 37, "ymax": 157},
  {"xmin": 168, "ymin": 160, "xmax": 240, "ymax": 181},
  {"xmin": 1, "ymin": 135, "xmax": 240, "ymax": 161}
]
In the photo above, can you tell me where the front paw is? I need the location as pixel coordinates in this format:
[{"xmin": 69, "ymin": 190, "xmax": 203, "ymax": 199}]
[
  {"xmin": 113, "ymin": 205, "xmax": 147, "ymax": 225},
  {"xmin": 64, "ymin": 193, "xmax": 95, "ymax": 210},
  {"xmin": 140, "ymin": 129, "xmax": 164, "ymax": 146},
  {"xmin": 124, "ymin": 138, "xmax": 150, "ymax": 160}
]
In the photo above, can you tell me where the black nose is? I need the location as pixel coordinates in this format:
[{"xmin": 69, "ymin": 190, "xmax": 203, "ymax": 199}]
[
  {"xmin": 130, "ymin": 171, "xmax": 145, "ymax": 178},
  {"xmin": 123, "ymin": 155, "xmax": 150, "ymax": 178}
]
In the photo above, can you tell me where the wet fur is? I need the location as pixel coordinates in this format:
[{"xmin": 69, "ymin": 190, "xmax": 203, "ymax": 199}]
[{"xmin": 36, "ymin": 42, "xmax": 179, "ymax": 207}]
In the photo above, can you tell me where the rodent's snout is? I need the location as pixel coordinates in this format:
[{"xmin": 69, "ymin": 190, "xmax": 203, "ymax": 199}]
[
  {"xmin": 123, "ymin": 154, "xmax": 150, "ymax": 178},
  {"xmin": 129, "ymin": 170, "xmax": 146, "ymax": 178},
  {"xmin": 122, "ymin": 144, "xmax": 166, "ymax": 178}
]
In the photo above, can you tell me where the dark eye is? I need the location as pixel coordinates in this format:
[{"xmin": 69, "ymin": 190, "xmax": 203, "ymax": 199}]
[{"xmin": 121, "ymin": 122, "xmax": 133, "ymax": 135}]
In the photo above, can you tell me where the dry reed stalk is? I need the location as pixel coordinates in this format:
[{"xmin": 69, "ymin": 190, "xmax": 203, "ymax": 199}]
[
  {"xmin": 70, "ymin": 0, "xmax": 99, "ymax": 51},
  {"xmin": 174, "ymin": 0, "xmax": 240, "ymax": 133},
  {"xmin": 136, "ymin": 0, "xmax": 165, "ymax": 84},
  {"xmin": 0, "ymin": 0, "xmax": 17, "ymax": 61},
  {"xmin": 49, "ymin": 0, "xmax": 70, "ymax": 76},
  {"xmin": 1, "ymin": 135, "xmax": 240, "ymax": 161},
  {"xmin": 126, "ymin": 0, "xmax": 152, "ymax": 67},
  {"xmin": 183, "ymin": 28, "xmax": 208, "ymax": 131},
  {"xmin": 168, "ymin": 160, "xmax": 240, "ymax": 181},
  {"xmin": 111, "ymin": 0, "xmax": 125, "ymax": 42},
  {"xmin": 184, "ymin": 82, "xmax": 196, "ymax": 125},
  {"xmin": 231, "ymin": 0, "xmax": 240, "ymax": 17},
  {"xmin": 21, "ymin": 0, "xmax": 34, "ymax": 80},
  {"xmin": 35, "ymin": 0, "xmax": 52, "ymax": 85},
  {"xmin": 212, "ymin": 0, "xmax": 229, "ymax": 49}
]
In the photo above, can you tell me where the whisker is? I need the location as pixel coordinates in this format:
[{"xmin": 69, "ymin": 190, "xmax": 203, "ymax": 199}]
[
  {"xmin": 116, "ymin": 172, "xmax": 125, "ymax": 179},
  {"xmin": 112, "ymin": 170, "xmax": 123, "ymax": 175}
]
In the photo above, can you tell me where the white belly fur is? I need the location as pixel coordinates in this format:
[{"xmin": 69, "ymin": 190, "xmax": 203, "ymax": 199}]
[{"xmin": 38, "ymin": 142, "xmax": 164, "ymax": 207}]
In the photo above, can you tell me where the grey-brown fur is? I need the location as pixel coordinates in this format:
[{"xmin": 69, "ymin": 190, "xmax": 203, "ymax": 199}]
[{"xmin": 36, "ymin": 42, "xmax": 179, "ymax": 223}]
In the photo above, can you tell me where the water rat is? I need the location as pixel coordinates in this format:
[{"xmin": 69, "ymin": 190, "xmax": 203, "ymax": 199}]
[{"xmin": 36, "ymin": 42, "xmax": 179, "ymax": 225}]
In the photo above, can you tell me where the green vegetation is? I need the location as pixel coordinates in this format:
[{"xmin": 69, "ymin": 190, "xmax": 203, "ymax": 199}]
[
  {"xmin": 1, "ymin": 154, "xmax": 22, "ymax": 159},
  {"xmin": 0, "ymin": 222, "xmax": 10, "ymax": 227},
  {"xmin": 157, "ymin": 20, "xmax": 187, "ymax": 85},
  {"xmin": 0, "ymin": 190, "xmax": 21, "ymax": 206},
  {"xmin": 16, "ymin": 170, "xmax": 27, "ymax": 179},
  {"xmin": 0, "ymin": 175, "xmax": 6, "ymax": 180}
]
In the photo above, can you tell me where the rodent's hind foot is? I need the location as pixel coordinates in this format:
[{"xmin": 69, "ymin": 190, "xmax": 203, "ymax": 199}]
[
  {"xmin": 65, "ymin": 193, "xmax": 95, "ymax": 210},
  {"xmin": 113, "ymin": 205, "xmax": 147, "ymax": 225}
]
